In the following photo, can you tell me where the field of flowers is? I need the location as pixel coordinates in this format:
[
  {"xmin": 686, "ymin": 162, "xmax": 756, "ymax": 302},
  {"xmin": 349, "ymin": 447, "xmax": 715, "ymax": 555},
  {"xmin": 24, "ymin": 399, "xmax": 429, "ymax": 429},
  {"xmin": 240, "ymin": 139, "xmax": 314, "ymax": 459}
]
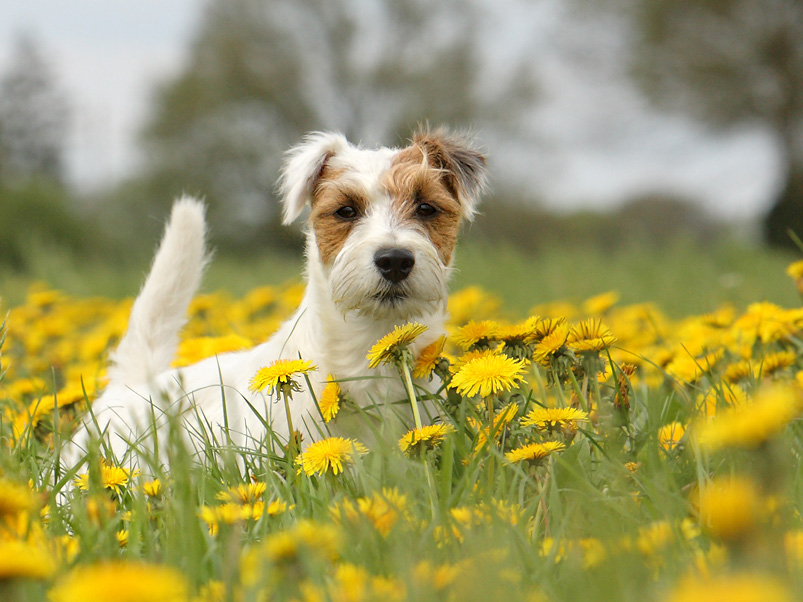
[{"xmin": 3, "ymin": 261, "xmax": 803, "ymax": 601}]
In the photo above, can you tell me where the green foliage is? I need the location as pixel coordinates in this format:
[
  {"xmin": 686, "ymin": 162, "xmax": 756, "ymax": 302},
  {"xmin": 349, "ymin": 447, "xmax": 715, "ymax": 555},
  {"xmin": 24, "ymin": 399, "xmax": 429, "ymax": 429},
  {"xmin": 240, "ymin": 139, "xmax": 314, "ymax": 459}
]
[{"xmin": 0, "ymin": 183, "xmax": 101, "ymax": 271}]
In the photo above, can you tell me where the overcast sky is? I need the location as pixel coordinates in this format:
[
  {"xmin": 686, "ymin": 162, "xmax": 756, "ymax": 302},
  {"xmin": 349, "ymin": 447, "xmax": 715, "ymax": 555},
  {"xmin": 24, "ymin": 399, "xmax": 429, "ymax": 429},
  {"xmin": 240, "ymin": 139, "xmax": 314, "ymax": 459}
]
[{"xmin": 0, "ymin": 1, "xmax": 783, "ymax": 221}]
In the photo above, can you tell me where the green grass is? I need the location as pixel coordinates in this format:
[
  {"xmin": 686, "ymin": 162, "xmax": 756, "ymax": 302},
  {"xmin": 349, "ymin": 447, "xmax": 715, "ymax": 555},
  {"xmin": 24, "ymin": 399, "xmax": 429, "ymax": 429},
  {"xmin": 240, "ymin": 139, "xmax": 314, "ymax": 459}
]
[
  {"xmin": 2, "ymin": 236, "xmax": 799, "ymax": 317},
  {"xmin": 3, "ymin": 232, "xmax": 803, "ymax": 601}
]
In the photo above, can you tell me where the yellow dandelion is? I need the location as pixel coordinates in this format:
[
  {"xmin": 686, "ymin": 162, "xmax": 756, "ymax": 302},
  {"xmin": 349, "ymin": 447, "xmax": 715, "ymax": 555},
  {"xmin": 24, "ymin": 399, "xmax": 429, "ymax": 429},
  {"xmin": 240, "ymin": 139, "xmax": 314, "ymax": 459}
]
[
  {"xmin": 332, "ymin": 488, "xmax": 409, "ymax": 537},
  {"xmin": 784, "ymin": 530, "xmax": 803, "ymax": 570},
  {"xmin": 530, "ymin": 316, "xmax": 567, "ymax": 342},
  {"xmin": 452, "ymin": 320, "xmax": 500, "ymax": 350},
  {"xmin": 658, "ymin": 421, "xmax": 686, "ymax": 453},
  {"xmin": 217, "ymin": 482, "xmax": 266, "ymax": 504},
  {"xmin": 582, "ymin": 291, "xmax": 620, "ymax": 315},
  {"xmin": 733, "ymin": 301, "xmax": 801, "ymax": 345},
  {"xmin": 759, "ymin": 349, "xmax": 797, "ymax": 378},
  {"xmin": 242, "ymin": 520, "xmax": 341, "ymax": 577},
  {"xmin": 667, "ymin": 572, "xmax": 792, "ymax": 602},
  {"xmin": 724, "ymin": 359, "xmax": 754, "ymax": 384},
  {"xmin": 698, "ymin": 384, "xmax": 748, "ymax": 418},
  {"xmin": 49, "ymin": 562, "xmax": 190, "ymax": 602},
  {"xmin": 695, "ymin": 475, "xmax": 762, "ymax": 542},
  {"xmin": 74, "ymin": 460, "xmax": 140, "ymax": 494},
  {"xmin": 521, "ymin": 407, "xmax": 588, "ymax": 430},
  {"xmin": 0, "ymin": 539, "xmax": 56, "ymax": 580},
  {"xmin": 567, "ymin": 318, "xmax": 617, "ymax": 353},
  {"xmin": 496, "ymin": 316, "xmax": 541, "ymax": 344},
  {"xmin": 532, "ymin": 323, "xmax": 570, "ymax": 366},
  {"xmin": 450, "ymin": 348, "xmax": 501, "ymax": 372},
  {"xmin": 367, "ymin": 323, "xmax": 428, "ymax": 368},
  {"xmin": 449, "ymin": 353, "xmax": 527, "ymax": 398},
  {"xmin": 787, "ymin": 259, "xmax": 803, "ymax": 294},
  {"xmin": 117, "ymin": 529, "xmax": 129, "ymax": 548},
  {"xmin": 249, "ymin": 358, "xmax": 317, "ymax": 394},
  {"xmin": 319, "ymin": 375, "xmax": 341, "ymax": 422},
  {"xmin": 295, "ymin": 437, "xmax": 368, "ymax": 476},
  {"xmin": 0, "ymin": 478, "xmax": 36, "ymax": 518},
  {"xmin": 665, "ymin": 349, "xmax": 724, "ymax": 384},
  {"xmin": 505, "ymin": 441, "xmax": 566, "ymax": 465},
  {"xmin": 398, "ymin": 423, "xmax": 456, "ymax": 456},
  {"xmin": 469, "ymin": 402, "xmax": 520, "ymax": 450},
  {"xmin": 413, "ymin": 335, "xmax": 447, "ymax": 379},
  {"xmin": 696, "ymin": 384, "xmax": 803, "ymax": 451},
  {"xmin": 143, "ymin": 479, "xmax": 162, "ymax": 497}
]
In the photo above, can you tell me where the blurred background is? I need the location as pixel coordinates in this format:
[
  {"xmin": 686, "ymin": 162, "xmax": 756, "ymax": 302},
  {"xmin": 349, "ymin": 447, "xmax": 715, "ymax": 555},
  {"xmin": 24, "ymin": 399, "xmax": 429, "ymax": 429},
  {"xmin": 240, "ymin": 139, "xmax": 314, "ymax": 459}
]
[{"xmin": 1, "ymin": 0, "xmax": 802, "ymax": 315}]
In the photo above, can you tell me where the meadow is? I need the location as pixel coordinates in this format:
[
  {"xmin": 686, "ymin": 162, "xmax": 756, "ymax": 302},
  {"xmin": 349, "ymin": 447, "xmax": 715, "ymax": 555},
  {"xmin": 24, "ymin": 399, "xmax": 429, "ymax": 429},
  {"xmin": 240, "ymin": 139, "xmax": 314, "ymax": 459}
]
[{"xmin": 2, "ymin": 236, "xmax": 803, "ymax": 602}]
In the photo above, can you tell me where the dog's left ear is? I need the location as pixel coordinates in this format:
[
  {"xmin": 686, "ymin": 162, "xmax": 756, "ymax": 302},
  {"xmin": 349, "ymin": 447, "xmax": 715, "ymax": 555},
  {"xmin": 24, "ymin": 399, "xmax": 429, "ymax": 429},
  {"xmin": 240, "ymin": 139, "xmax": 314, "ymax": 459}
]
[
  {"xmin": 279, "ymin": 132, "xmax": 350, "ymax": 224},
  {"xmin": 413, "ymin": 127, "xmax": 488, "ymax": 221}
]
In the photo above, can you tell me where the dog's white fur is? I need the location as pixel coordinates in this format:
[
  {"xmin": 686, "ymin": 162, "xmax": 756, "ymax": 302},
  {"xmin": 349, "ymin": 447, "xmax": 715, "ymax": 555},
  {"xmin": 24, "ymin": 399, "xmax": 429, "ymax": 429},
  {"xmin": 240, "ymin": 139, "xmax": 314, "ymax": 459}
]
[{"xmin": 65, "ymin": 128, "xmax": 486, "ymax": 467}]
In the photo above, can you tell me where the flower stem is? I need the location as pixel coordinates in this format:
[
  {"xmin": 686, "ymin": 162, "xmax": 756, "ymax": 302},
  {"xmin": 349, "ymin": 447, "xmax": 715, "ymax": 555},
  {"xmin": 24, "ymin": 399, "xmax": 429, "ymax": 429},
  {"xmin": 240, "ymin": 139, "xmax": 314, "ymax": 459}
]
[
  {"xmin": 400, "ymin": 359, "xmax": 423, "ymax": 430},
  {"xmin": 281, "ymin": 390, "xmax": 297, "ymax": 458}
]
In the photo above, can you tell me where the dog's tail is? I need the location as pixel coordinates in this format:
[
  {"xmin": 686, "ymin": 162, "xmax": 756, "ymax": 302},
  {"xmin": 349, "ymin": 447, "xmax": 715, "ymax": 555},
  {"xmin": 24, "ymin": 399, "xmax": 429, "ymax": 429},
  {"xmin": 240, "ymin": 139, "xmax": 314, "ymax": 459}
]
[{"xmin": 106, "ymin": 196, "xmax": 209, "ymax": 386}]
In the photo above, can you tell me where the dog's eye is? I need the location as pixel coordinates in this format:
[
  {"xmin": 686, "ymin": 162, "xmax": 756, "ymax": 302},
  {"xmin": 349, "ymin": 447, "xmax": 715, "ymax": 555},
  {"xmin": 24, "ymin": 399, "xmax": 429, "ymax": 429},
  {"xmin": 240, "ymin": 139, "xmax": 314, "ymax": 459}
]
[
  {"xmin": 415, "ymin": 202, "xmax": 438, "ymax": 218},
  {"xmin": 335, "ymin": 206, "xmax": 359, "ymax": 220}
]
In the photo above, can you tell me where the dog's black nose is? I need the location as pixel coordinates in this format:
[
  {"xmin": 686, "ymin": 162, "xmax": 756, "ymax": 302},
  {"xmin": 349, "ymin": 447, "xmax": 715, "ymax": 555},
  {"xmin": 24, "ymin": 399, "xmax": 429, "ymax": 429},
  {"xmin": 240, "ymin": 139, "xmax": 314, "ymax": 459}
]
[{"xmin": 374, "ymin": 248, "xmax": 415, "ymax": 283}]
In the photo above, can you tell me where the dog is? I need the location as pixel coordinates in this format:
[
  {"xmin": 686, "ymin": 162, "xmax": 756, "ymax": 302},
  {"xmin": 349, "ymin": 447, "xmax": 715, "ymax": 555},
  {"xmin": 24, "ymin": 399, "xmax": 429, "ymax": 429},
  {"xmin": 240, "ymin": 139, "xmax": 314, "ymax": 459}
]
[{"xmin": 64, "ymin": 126, "xmax": 487, "ymax": 467}]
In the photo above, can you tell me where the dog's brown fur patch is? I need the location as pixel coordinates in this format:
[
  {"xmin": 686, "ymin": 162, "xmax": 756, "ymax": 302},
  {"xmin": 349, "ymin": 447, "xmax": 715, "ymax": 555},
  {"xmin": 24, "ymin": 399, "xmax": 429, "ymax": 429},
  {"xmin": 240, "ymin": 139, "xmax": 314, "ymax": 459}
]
[
  {"xmin": 310, "ymin": 165, "xmax": 369, "ymax": 265},
  {"xmin": 385, "ymin": 145, "xmax": 462, "ymax": 265}
]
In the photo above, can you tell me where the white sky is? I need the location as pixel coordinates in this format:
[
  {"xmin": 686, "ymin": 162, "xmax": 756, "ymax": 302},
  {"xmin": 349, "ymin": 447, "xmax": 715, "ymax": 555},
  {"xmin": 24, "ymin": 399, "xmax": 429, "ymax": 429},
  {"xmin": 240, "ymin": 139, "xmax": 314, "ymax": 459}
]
[{"xmin": 0, "ymin": 0, "xmax": 783, "ymax": 221}]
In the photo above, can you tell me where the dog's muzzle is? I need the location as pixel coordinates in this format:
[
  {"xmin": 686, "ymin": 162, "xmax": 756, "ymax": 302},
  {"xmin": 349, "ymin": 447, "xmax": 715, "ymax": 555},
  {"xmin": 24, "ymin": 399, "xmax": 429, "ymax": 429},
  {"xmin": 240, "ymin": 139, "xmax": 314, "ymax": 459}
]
[{"xmin": 374, "ymin": 248, "xmax": 415, "ymax": 284}]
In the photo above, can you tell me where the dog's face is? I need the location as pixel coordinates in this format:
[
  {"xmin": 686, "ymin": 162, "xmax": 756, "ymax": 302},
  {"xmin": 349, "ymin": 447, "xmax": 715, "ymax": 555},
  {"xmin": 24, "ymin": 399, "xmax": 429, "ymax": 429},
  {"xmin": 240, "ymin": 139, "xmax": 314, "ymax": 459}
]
[{"xmin": 280, "ymin": 128, "xmax": 487, "ymax": 319}]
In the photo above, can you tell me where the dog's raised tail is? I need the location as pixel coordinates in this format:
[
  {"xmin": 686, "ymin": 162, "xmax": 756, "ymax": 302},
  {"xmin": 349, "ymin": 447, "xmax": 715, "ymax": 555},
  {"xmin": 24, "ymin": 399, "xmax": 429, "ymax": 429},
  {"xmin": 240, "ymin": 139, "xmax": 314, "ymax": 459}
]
[{"xmin": 106, "ymin": 196, "xmax": 209, "ymax": 386}]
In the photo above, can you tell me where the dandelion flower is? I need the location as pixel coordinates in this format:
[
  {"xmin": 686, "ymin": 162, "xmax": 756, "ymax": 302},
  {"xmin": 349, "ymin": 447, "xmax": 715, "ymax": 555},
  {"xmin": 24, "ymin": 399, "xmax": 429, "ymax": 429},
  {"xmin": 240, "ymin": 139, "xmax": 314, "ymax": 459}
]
[
  {"xmin": 0, "ymin": 540, "xmax": 55, "ymax": 580},
  {"xmin": 295, "ymin": 437, "xmax": 368, "ymax": 476},
  {"xmin": 724, "ymin": 359, "xmax": 755, "ymax": 384},
  {"xmin": 319, "ymin": 375, "xmax": 341, "ymax": 422},
  {"xmin": 249, "ymin": 358, "xmax": 317, "ymax": 395},
  {"xmin": 398, "ymin": 423, "xmax": 455, "ymax": 456},
  {"xmin": 413, "ymin": 335, "xmax": 446, "ymax": 379},
  {"xmin": 49, "ymin": 562, "xmax": 190, "ymax": 602},
  {"xmin": 332, "ymin": 488, "xmax": 409, "ymax": 536},
  {"xmin": 217, "ymin": 482, "xmax": 266, "ymax": 504},
  {"xmin": 582, "ymin": 291, "xmax": 619, "ymax": 315},
  {"xmin": 366, "ymin": 323, "xmax": 427, "ymax": 368},
  {"xmin": 530, "ymin": 317, "xmax": 567, "ymax": 342},
  {"xmin": 450, "ymin": 348, "xmax": 501, "ymax": 372},
  {"xmin": 470, "ymin": 402, "xmax": 519, "ymax": 449},
  {"xmin": 658, "ymin": 421, "xmax": 686, "ymax": 453},
  {"xmin": 521, "ymin": 407, "xmax": 588, "ymax": 431},
  {"xmin": 733, "ymin": 302, "xmax": 801, "ymax": 345},
  {"xmin": 505, "ymin": 441, "xmax": 566, "ymax": 465},
  {"xmin": 759, "ymin": 349, "xmax": 797, "ymax": 378},
  {"xmin": 696, "ymin": 384, "xmax": 803, "ymax": 451},
  {"xmin": 143, "ymin": 479, "xmax": 162, "ymax": 497},
  {"xmin": 497, "ymin": 316, "xmax": 542, "ymax": 344},
  {"xmin": 0, "ymin": 478, "xmax": 36, "ymax": 518},
  {"xmin": 452, "ymin": 320, "xmax": 499, "ymax": 350},
  {"xmin": 695, "ymin": 475, "xmax": 762, "ymax": 541},
  {"xmin": 532, "ymin": 323, "xmax": 570, "ymax": 366},
  {"xmin": 567, "ymin": 318, "xmax": 617, "ymax": 353},
  {"xmin": 787, "ymin": 259, "xmax": 803, "ymax": 294},
  {"xmin": 667, "ymin": 572, "xmax": 792, "ymax": 602},
  {"xmin": 449, "ymin": 354, "xmax": 527, "ymax": 398},
  {"xmin": 74, "ymin": 460, "xmax": 140, "ymax": 494}
]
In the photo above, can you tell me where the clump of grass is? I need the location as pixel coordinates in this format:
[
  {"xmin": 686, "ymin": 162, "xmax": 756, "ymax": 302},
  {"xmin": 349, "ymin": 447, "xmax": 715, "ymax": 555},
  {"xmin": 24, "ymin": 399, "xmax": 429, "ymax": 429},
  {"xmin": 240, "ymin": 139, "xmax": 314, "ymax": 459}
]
[{"xmin": 2, "ymin": 268, "xmax": 803, "ymax": 601}]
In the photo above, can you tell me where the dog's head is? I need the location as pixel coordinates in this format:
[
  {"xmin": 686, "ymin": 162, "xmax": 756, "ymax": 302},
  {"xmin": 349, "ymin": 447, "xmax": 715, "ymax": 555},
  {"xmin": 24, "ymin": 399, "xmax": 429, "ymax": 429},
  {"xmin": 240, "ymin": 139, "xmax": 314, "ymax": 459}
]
[{"xmin": 279, "ymin": 126, "xmax": 487, "ymax": 319}]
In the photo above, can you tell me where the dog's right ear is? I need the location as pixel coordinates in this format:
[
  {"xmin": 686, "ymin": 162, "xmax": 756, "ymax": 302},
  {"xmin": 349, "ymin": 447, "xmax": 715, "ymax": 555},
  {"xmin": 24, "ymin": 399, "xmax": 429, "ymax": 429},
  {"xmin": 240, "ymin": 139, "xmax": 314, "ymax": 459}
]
[{"xmin": 278, "ymin": 132, "xmax": 350, "ymax": 224}]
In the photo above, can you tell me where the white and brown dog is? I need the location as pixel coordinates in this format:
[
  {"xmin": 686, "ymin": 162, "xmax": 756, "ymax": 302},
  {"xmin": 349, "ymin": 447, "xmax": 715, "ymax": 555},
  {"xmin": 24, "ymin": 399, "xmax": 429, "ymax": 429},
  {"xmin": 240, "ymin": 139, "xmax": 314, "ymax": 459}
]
[{"xmin": 65, "ymin": 126, "xmax": 487, "ymax": 466}]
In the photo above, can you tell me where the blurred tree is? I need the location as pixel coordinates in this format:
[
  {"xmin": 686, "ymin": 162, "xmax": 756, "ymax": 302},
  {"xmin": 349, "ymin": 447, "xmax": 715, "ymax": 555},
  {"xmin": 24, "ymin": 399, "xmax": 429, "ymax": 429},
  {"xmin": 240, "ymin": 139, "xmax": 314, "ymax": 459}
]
[
  {"xmin": 627, "ymin": 0, "xmax": 803, "ymax": 248},
  {"xmin": 0, "ymin": 34, "xmax": 70, "ymax": 185},
  {"xmin": 138, "ymin": 0, "xmax": 535, "ymax": 250}
]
